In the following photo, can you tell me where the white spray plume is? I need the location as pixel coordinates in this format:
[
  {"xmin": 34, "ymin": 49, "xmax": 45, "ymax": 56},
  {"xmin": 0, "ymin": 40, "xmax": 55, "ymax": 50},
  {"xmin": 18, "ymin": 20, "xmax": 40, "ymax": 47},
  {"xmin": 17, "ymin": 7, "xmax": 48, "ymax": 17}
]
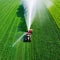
[
  {"xmin": 12, "ymin": 33, "xmax": 26, "ymax": 47},
  {"xmin": 22, "ymin": 0, "xmax": 39, "ymax": 31},
  {"xmin": 43, "ymin": 0, "xmax": 53, "ymax": 8},
  {"xmin": 22, "ymin": 0, "xmax": 53, "ymax": 31}
]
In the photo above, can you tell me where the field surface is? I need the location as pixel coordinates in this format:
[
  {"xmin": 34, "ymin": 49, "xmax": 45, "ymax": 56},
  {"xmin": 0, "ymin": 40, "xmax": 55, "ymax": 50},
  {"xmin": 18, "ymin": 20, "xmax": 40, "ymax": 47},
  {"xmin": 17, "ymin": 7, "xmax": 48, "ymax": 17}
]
[{"xmin": 0, "ymin": 0, "xmax": 60, "ymax": 60}]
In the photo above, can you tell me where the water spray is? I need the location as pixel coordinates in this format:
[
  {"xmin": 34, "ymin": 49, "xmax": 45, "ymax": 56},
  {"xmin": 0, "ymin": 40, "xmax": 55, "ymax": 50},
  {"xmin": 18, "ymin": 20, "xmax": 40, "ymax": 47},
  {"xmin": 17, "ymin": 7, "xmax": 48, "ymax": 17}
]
[
  {"xmin": 43, "ymin": 0, "xmax": 53, "ymax": 8},
  {"xmin": 12, "ymin": 33, "xmax": 26, "ymax": 47},
  {"xmin": 22, "ymin": 0, "xmax": 37, "ymax": 31},
  {"xmin": 22, "ymin": 0, "xmax": 53, "ymax": 31}
]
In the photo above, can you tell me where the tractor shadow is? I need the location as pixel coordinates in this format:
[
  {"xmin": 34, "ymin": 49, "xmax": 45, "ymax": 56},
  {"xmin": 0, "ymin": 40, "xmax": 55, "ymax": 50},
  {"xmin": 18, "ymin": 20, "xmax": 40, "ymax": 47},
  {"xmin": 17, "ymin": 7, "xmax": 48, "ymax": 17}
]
[{"xmin": 16, "ymin": 5, "xmax": 27, "ymax": 32}]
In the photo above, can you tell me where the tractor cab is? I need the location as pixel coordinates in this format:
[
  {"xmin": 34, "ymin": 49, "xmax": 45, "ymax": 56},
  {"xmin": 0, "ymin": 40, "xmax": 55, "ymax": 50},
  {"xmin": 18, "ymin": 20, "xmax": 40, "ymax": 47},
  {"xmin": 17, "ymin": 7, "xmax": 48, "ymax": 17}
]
[{"xmin": 23, "ymin": 29, "xmax": 33, "ymax": 42}]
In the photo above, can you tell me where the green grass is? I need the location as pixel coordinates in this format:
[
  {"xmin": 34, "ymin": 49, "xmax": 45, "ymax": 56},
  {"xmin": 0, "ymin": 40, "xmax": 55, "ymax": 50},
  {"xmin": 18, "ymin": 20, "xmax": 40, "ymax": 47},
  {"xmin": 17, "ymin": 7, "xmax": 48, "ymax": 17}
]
[
  {"xmin": 0, "ymin": 0, "xmax": 60, "ymax": 60},
  {"xmin": 49, "ymin": 0, "xmax": 60, "ymax": 28}
]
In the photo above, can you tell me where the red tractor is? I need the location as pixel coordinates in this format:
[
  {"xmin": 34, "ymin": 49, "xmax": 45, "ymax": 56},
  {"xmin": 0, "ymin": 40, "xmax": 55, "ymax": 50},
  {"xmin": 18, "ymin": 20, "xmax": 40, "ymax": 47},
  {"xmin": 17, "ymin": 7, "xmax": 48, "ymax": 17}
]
[{"xmin": 24, "ymin": 29, "xmax": 33, "ymax": 42}]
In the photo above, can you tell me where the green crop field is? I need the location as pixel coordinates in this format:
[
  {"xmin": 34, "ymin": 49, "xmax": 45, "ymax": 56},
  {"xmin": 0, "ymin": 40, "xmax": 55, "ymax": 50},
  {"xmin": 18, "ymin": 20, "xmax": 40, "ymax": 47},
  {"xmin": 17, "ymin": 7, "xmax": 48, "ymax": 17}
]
[
  {"xmin": 0, "ymin": 0, "xmax": 60, "ymax": 60},
  {"xmin": 49, "ymin": 0, "xmax": 60, "ymax": 28}
]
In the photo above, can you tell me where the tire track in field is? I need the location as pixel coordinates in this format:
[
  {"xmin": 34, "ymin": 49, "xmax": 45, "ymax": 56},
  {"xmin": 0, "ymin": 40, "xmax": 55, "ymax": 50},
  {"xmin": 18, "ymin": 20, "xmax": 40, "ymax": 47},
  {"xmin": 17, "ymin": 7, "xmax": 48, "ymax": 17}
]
[
  {"xmin": 0, "ymin": 15, "xmax": 16, "ymax": 56},
  {"xmin": 0, "ymin": 0, "xmax": 15, "ymax": 23},
  {"xmin": 7, "ymin": 17, "xmax": 20, "ymax": 60},
  {"xmin": 0, "ymin": 0, "xmax": 19, "ymax": 59},
  {"xmin": 0, "ymin": 2, "xmax": 17, "ymax": 57},
  {"xmin": 0, "ymin": 4, "xmax": 17, "ymax": 40},
  {"xmin": 2, "ymin": 2, "xmax": 17, "ymax": 57},
  {"xmin": 0, "ymin": 15, "xmax": 17, "ymax": 59},
  {"xmin": 0, "ymin": 2, "xmax": 17, "ymax": 30},
  {"xmin": 0, "ymin": 0, "xmax": 14, "ymax": 10},
  {"xmin": 5, "ymin": 17, "xmax": 19, "ymax": 60},
  {"xmin": 0, "ymin": 2, "xmax": 19, "ymax": 57}
]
